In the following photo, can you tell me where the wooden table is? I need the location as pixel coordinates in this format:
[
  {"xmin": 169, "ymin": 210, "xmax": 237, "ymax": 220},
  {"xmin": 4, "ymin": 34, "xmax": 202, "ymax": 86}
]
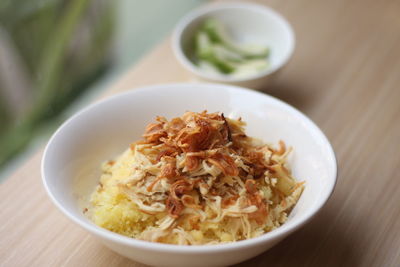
[{"xmin": 1, "ymin": 0, "xmax": 400, "ymax": 266}]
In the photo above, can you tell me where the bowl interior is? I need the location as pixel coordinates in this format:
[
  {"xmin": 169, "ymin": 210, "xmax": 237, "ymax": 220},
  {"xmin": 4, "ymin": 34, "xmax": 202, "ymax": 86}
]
[
  {"xmin": 43, "ymin": 83, "xmax": 336, "ymax": 246},
  {"xmin": 177, "ymin": 4, "xmax": 295, "ymax": 79}
]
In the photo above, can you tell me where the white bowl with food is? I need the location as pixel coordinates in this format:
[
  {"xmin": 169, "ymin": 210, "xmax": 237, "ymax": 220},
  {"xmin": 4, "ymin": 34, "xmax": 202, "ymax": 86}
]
[
  {"xmin": 172, "ymin": 3, "xmax": 295, "ymax": 89},
  {"xmin": 42, "ymin": 83, "xmax": 336, "ymax": 267}
]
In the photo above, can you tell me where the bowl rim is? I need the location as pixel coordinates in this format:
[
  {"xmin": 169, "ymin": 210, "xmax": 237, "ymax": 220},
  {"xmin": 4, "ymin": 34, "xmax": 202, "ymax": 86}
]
[
  {"xmin": 172, "ymin": 2, "xmax": 296, "ymax": 83},
  {"xmin": 42, "ymin": 82, "xmax": 337, "ymax": 253}
]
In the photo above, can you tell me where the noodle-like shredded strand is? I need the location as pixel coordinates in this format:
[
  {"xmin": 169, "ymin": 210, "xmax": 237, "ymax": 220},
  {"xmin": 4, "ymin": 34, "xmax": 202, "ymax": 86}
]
[{"xmin": 90, "ymin": 111, "xmax": 304, "ymax": 245}]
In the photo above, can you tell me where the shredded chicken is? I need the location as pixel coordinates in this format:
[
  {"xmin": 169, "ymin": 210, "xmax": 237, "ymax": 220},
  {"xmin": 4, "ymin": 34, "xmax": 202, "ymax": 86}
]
[{"xmin": 89, "ymin": 111, "xmax": 304, "ymax": 245}]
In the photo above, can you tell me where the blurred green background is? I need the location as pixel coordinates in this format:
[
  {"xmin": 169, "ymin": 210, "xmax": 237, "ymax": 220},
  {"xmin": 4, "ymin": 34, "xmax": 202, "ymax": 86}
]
[{"xmin": 0, "ymin": 0, "xmax": 205, "ymax": 181}]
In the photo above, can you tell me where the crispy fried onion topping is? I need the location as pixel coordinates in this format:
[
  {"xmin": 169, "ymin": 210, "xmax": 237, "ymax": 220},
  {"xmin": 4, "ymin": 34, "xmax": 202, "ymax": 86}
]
[{"xmin": 112, "ymin": 111, "xmax": 303, "ymax": 244}]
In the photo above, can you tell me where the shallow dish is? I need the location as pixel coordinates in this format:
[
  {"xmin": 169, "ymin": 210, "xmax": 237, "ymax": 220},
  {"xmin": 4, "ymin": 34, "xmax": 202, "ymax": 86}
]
[
  {"xmin": 42, "ymin": 83, "xmax": 336, "ymax": 267},
  {"xmin": 172, "ymin": 3, "xmax": 295, "ymax": 89}
]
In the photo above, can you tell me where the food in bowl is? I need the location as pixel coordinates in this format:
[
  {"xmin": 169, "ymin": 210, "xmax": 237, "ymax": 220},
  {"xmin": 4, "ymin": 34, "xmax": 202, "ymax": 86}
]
[
  {"xmin": 89, "ymin": 111, "xmax": 304, "ymax": 245},
  {"xmin": 194, "ymin": 19, "xmax": 270, "ymax": 78}
]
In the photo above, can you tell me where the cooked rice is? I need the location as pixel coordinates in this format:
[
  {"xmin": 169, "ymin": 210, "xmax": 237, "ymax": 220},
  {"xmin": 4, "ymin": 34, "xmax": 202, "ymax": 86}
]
[{"xmin": 89, "ymin": 111, "xmax": 304, "ymax": 245}]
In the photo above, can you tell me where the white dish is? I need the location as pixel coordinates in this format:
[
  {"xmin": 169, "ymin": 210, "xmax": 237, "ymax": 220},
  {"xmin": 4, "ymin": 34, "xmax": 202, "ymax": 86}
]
[
  {"xmin": 172, "ymin": 3, "xmax": 295, "ymax": 89},
  {"xmin": 42, "ymin": 83, "xmax": 336, "ymax": 267}
]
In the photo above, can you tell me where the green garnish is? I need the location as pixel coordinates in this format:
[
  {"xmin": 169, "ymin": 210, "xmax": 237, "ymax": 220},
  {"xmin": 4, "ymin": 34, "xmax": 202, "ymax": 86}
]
[{"xmin": 194, "ymin": 18, "xmax": 270, "ymax": 76}]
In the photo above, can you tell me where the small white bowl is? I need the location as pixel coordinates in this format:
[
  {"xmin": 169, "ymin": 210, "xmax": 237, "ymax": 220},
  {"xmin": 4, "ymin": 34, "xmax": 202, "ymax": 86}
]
[
  {"xmin": 42, "ymin": 83, "xmax": 336, "ymax": 267},
  {"xmin": 172, "ymin": 3, "xmax": 295, "ymax": 89}
]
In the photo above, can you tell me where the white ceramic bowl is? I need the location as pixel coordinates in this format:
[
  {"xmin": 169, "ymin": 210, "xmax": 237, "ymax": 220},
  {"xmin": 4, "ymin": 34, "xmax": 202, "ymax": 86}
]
[
  {"xmin": 42, "ymin": 83, "xmax": 336, "ymax": 267},
  {"xmin": 172, "ymin": 3, "xmax": 295, "ymax": 89}
]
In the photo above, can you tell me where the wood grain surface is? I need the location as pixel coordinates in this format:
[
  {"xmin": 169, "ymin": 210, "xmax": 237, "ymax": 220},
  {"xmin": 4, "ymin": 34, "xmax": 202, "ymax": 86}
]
[{"xmin": 1, "ymin": 0, "xmax": 400, "ymax": 266}]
